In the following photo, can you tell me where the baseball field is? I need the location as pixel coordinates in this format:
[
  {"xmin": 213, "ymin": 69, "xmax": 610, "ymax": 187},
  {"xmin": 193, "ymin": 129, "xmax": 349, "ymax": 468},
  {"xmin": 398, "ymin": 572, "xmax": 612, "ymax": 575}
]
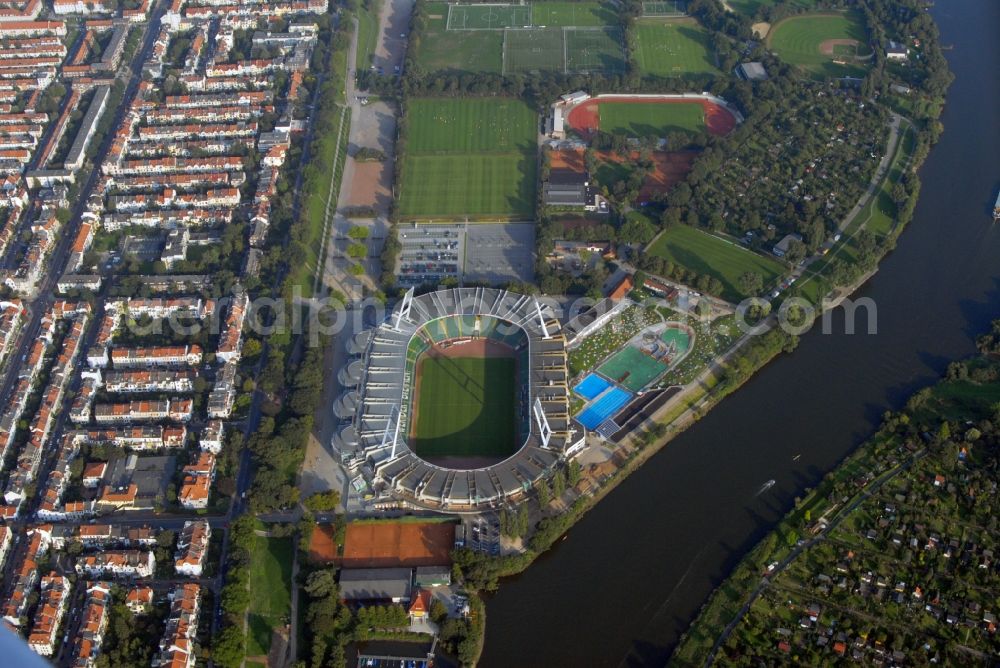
[
  {"xmin": 767, "ymin": 11, "xmax": 871, "ymax": 78},
  {"xmin": 634, "ymin": 19, "xmax": 719, "ymax": 76},
  {"xmin": 398, "ymin": 98, "xmax": 537, "ymax": 218},
  {"xmin": 411, "ymin": 354, "xmax": 517, "ymax": 458}
]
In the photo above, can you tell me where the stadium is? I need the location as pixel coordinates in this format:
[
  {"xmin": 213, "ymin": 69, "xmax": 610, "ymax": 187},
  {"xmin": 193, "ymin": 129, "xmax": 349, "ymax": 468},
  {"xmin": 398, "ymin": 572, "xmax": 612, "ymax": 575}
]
[{"xmin": 334, "ymin": 288, "xmax": 584, "ymax": 512}]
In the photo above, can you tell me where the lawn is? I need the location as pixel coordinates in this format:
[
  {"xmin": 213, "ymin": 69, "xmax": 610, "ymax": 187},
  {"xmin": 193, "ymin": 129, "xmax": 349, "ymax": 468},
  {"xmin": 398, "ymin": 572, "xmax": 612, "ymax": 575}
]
[
  {"xmin": 416, "ymin": 29, "xmax": 504, "ymax": 73},
  {"xmin": 646, "ymin": 225, "xmax": 785, "ymax": 303},
  {"xmin": 412, "ymin": 356, "xmax": 517, "ymax": 457},
  {"xmin": 413, "ymin": 2, "xmax": 504, "ymax": 73},
  {"xmin": 531, "ymin": 1, "xmax": 618, "ymax": 27},
  {"xmin": 446, "ymin": 3, "xmax": 531, "ymax": 29},
  {"xmin": 504, "ymin": 27, "xmax": 565, "ymax": 73},
  {"xmin": 246, "ymin": 534, "xmax": 293, "ymax": 657},
  {"xmin": 634, "ymin": 19, "xmax": 719, "ymax": 76},
  {"xmin": 864, "ymin": 123, "xmax": 915, "ymax": 238},
  {"xmin": 397, "ymin": 152, "xmax": 536, "ymax": 217},
  {"xmin": 767, "ymin": 11, "xmax": 871, "ymax": 78},
  {"xmin": 294, "ymin": 105, "xmax": 350, "ymax": 297},
  {"xmin": 356, "ymin": 1, "xmax": 379, "ymax": 68},
  {"xmin": 399, "ymin": 98, "xmax": 538, "ymax": 218},
  {"xmin": 599, "ymin": 101, "xmax": 706, "ymax": 137},
  {"xmin": 565, "ymin": 26, "xmax": 627, "ymax": 73},
  {"xmin": 405, "ymin": 98, "xmax": 537, "ymax": 153}
]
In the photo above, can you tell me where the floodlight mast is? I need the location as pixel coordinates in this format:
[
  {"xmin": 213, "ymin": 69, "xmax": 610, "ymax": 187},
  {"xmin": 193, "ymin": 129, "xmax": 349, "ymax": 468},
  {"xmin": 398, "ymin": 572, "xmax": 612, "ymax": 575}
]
[{"xmin": 390, "ymin": 287, "xmax": 415, "ymax": 332}]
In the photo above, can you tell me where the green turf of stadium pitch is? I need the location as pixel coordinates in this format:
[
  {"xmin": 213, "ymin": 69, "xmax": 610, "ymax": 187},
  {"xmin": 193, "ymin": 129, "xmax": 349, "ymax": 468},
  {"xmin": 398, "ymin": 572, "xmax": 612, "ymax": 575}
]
[
  {"xmin": 412, "ymin": 356, "xmax": 517, "ymax": 458},
  {"xmin": 598, "ymin": 101, "xmax": 706, "ymax": 137}
]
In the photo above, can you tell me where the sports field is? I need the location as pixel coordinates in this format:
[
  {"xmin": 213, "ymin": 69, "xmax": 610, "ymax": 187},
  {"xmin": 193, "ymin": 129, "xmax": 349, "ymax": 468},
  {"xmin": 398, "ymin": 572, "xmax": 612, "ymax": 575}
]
[
  {"xmin": 399, "ymin": 98, "xmax": 537, "ymax": 218},
  {"xmin": 641, "ymin": 0, "xmax": 686, "ymax": 17},
  {"xmin": 411, "ymin": 355, "xmax": 517, "ymax": 458},
  {"xmin": 566, "ymin": 96, "xmax": 737, "ymax": 140},
  {"xmin": 342, "ymin": 521, "xmax": 456, "ymax": 567},
  {"xmin": 413, "ymin": 2, "xmax": 504, "ymax": 73},
  {"xmin": 406, "ymin": 98, "xmax": 536, "ymax": 153},
  {"xmin": 767, "ymin": 12, "xmax": 871, "ymax": 78},
  {"xmin": 503, "ymin": 26, "xmax": 626, "ymax": 74},
  {"xmin": 531, "ymin": 1, "xmax": 617, "ymax": 27},
  {"xmin": 447, "ymin": 3, "xmax": 531, "ymax": 30},
  {"xmin": 647, "ymin": 225, "xmax": 785, "ymax": 303},
  {"xmin": 600, "ymin": 101, "xmax": 706, "ymax": 137},
  {"xmin": 634, "ymin": 19, "xmax": 718, "ymax": 76}
]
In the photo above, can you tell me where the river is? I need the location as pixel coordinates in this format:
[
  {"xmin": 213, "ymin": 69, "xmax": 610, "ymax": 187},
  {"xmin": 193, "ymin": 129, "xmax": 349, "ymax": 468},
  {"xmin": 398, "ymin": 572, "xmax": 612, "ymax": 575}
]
[{"xmin": 481, "ymin": 1, "xmax": 1000, "ymax": 665}]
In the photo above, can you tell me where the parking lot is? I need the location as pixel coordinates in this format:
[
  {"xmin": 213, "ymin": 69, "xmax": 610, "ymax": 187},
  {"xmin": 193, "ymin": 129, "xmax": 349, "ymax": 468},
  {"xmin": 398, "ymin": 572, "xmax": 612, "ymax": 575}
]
[
  {"xmin": 395, "ymin": 222, "xmax": 535, "ymax": 286},
  {"xmin": 465, "ymin": 223, "xmax": 535, "ymax": 284},
  {"xmin": 397, "ymin": 224, "xmax": 464, "ymax": 286},
  {"xmin": 465, "ymin": 516, "xmax": 501, "ymax": 556}
]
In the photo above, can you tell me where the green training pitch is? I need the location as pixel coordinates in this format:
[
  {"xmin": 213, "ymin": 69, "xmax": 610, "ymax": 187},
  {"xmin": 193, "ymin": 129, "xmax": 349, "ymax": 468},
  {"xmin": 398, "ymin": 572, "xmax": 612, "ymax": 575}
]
[
  {"xmin": 397, "ymin": 153, "xmax": 536, "ymax": 217},
  {"xmin": 405, "ymin": 98, "xmax": 537, "ymax": 153},
  {"xmin": 531, "ymin": 1, "xmax": 617, "ymax": 27},
  {"xmin": 767, "ymin": 12, "xmax": 871, "ymax": 78},
  {"xmin": 414, "ymin": 29, "xmax": 503, "ymax": 73},
  {"xmin": 447, "ymin": 3, "xmax": 531, "ymax": 30},
  {"xmin": 413, "ymin": 2, "xmax": 503, "ymax": 73},
  {"xmin": 599, "ymin": 101, "xmax": 706, "ymax": 137},
  {"xmin": 412, "ymin": 355, "xmax": 517, "ymax": 458},
  {"xmin": 634, "ymin": 19, "xmax": 719, "ymax": 76},
  {"xmin": 647, "ymin": 225, "xmax": 785, "ymax": 303},
  {"xmin": 399, "ymin": 98, "xmax": 537, "ymax": 218}
]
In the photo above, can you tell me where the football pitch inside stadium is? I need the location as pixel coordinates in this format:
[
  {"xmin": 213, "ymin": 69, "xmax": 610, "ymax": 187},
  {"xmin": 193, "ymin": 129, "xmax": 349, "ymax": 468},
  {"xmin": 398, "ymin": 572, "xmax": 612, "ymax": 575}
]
[{"xmin": 411, "ymin": 355, "xmax": 517, "ymax": 458}]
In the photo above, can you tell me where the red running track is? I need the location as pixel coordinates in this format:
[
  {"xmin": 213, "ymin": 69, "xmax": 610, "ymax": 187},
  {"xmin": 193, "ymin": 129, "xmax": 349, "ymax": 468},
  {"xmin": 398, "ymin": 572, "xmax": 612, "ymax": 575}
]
[{"xmin": 565, "ymin": 96, "xmax": 738, "ymax": 140}]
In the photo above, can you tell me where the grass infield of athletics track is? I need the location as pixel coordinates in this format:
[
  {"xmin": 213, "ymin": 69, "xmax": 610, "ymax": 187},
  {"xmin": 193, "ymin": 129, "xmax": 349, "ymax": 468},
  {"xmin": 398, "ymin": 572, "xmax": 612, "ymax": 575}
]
[
  {"xmin": 599, "ymin": 101, "xmax": 706, "ymax": 137},
  {"xmin": 767, "ymin": 11, "xmax": 870, "ymax": 78},
  {"xmin": 399, "ymin": 98, "xmax": 537, "ymax": 217},
  {"xmin": 412, "ymin": 355, "xmax": 517, "ymax": 458},
  {"xmin": 634, "ymin": 19, "xmax": 719, "ymax": 76},
  {"xmin": 647, "ymin": 225, "xmax": 786, "ymax": 303}
]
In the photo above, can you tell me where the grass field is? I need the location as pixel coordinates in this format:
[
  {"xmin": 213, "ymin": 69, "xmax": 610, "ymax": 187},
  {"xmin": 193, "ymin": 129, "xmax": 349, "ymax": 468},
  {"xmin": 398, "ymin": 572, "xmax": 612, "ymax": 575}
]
[
  {"xmin": 503, "ymin": 27, "xmax": 625, "ymax": 74},
  {"xmin": 565, "ymin": 27, "xmax": 626, "ymax": 73},
  {"xmin": 246, "ymin": 534, "xmax": 293, "ymax": 657},
  {"xmin": 599, "ymin": 101, "xmax": 706, "ymax": 137},
  {"xmin": 634, "ymin": 19, "xmax": 718, "ymax": 76},
  {"xmin": 398, "ymin": 153, "xmax": 536, "ymax": 217},
  {"xmin": 767, "ymin": 11, "xmax": 871, "ymax": 78},
  {"xmin": 531, "ymin": 1, "xmax": 617, "ymax": 27},
  {"xmin": 447, "ymin": 3, "xmax": 531, "ymax": 30},
  {"xmin": 399, "ymin": 98, "xmax": 537, "ymax": 218},
  {"xmin": 412, "ymin": 356, "xmax": 516, "ymax": 457},
  {"xmin": 413, "ymin": 2, "xmax": 503, "ymax": 73},
  {"xmin": 356, "ymin": 1, "xmax": 379, "ymax": 68},
  {"xmin": 641, "ymin": 0, "xmax": 686, "ymax": 17},
  {"xmin": 405, "ymin": 98, "xmax": 536, "ymax": 153},
  {"xmin": 726, "ymin": 0, "xmax": 816, "ymax": 16},
  {"xmin": 647, "ymin": 226, "xmax": 785, "ymax": 302}
]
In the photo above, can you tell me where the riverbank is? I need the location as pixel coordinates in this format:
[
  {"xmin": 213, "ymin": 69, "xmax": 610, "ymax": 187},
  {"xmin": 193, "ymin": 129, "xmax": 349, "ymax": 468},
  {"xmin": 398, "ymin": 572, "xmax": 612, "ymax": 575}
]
[{"xmin": 674, "ymin": 345, "xmax": 1000, "ymax": 664}]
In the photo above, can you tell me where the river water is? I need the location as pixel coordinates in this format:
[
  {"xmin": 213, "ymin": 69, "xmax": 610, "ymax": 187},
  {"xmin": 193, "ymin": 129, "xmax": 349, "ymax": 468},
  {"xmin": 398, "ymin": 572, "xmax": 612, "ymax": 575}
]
[{"xmin": 481, "ymin": 1, "xmax": 1000, "ymax": 665}]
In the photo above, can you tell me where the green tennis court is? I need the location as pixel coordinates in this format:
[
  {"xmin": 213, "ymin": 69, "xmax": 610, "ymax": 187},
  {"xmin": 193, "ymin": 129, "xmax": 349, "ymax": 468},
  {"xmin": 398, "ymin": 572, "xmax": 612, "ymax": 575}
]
[{"xmin": 598, "ymin": 347, "xmax": 667, "ymax": 392}]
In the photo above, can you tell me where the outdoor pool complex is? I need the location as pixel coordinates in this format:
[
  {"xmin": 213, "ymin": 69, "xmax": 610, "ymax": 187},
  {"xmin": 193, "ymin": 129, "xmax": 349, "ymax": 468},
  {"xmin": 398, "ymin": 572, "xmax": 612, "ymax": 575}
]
[{"xmin": 576, "ymin": 381, "xmax": 634, "ymax": 429}]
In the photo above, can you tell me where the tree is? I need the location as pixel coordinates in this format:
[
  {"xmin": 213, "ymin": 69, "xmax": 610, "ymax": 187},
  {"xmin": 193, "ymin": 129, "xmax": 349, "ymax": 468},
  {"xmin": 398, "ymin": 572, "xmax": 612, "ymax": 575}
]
[
  {"xmin": 211, "ymin": 625, "xmax": 246, "ymax": 668},
  {"xmin": 304, "ymin": 569, "xmax": 338, "ymax": 599},
  {"xmin": 738, "ymin": 271, "xmax": 764, "ymax": 297},
  {"xmin": 567, "ymin": 460, "xmax": 582, "ymax": 487},
  {"xmin": 552, "ymin": 470, "xmax": 566, "ymax": 498},
  {"xmin": 536, "ymin": 481, "xmax": 550, "ymax": 507}
]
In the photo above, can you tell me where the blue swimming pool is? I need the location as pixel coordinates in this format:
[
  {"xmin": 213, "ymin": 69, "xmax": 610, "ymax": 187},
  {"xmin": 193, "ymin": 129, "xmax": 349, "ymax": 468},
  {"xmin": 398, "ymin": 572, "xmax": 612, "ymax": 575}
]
[
  {"xmin": 577, "ymin": 387, "xmax": 633, "ymax": 429},
  {"xmin": 573, "ymin": 373, "xmax": 611, "ymax": 400}
]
